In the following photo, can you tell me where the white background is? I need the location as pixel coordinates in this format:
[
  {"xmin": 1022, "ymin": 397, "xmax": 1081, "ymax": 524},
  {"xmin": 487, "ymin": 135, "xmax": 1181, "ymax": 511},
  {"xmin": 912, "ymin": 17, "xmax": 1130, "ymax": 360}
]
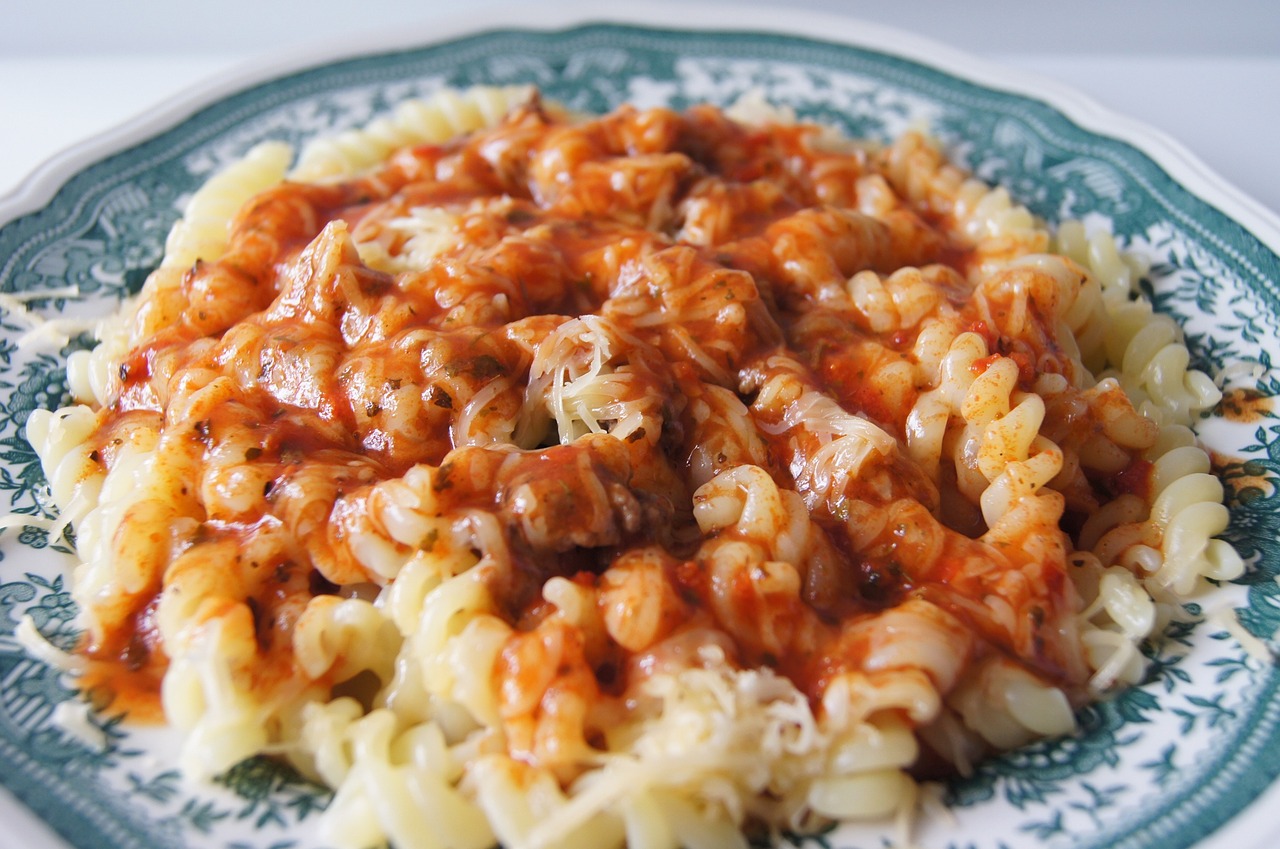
[
  {"xmin": 1, "ymin": 2, "xmax": 1278, "ymax": 847},
  {"xmin": 5, "ymin": 0, "xmax": 1278, "ymax": 54}
]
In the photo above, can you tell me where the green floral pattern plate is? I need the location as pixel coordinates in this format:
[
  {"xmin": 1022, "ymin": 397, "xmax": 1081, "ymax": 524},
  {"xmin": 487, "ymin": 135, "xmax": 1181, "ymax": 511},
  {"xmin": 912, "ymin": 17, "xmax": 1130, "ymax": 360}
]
[{"xmin": 2, "ymin": 7, "xmax": 1279, "ymax": 849}]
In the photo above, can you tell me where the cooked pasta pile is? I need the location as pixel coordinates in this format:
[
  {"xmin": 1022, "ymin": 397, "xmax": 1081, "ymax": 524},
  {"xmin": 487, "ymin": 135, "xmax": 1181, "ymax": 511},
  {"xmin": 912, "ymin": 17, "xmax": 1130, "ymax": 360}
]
[{"xmin": 27, "ymin": 86, "xmax": 1242, "ymax": 849}]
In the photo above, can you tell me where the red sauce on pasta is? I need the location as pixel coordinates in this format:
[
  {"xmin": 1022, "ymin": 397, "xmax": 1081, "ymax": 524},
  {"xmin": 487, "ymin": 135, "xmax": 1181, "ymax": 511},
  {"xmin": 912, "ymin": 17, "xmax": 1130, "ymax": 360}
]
[{"xmin": 79, "ymin": 95, "xmax": 1151, "ymax": 765}]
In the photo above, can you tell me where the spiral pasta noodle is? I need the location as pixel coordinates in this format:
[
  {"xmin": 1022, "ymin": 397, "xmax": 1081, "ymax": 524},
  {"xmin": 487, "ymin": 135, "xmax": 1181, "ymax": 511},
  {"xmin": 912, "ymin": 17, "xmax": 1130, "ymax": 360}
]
[{"xmin": 23, "ymin": 87, "xmax": 1244, "ymax": 848}]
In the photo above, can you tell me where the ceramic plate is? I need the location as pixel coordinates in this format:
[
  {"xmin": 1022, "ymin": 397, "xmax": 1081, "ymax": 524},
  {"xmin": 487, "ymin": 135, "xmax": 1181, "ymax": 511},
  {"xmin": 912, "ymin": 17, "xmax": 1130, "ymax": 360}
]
[{"xmin": 2, "ymin": 5, "xmax": 1279, "ymax": 849}]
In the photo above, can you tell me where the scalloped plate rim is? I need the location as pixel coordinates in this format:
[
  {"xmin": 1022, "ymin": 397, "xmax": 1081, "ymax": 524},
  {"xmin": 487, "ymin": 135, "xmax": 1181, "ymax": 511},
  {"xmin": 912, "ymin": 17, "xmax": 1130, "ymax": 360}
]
[{"xmin": 1, "ymin": 4, "xmax": 1279, "ymax": 849}]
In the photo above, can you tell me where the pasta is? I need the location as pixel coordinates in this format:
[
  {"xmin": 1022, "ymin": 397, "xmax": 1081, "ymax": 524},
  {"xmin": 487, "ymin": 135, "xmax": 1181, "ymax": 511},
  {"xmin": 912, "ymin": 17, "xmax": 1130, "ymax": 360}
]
[{"xmin": 25, "ymin": 86, "xmax": 1244, "ymax": 848}]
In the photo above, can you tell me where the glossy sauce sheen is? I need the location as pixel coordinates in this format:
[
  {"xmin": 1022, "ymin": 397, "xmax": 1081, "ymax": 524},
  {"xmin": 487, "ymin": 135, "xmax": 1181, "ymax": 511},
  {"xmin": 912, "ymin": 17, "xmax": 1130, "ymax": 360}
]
[{"xmin": 87, "ymin": 98, "xmax": 1130, "ymax": 752}]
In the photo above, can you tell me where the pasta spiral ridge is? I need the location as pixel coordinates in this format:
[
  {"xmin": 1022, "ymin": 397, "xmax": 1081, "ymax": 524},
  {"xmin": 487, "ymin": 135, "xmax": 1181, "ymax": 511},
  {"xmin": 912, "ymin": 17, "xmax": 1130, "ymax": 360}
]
[{"xmin": 17, "ymin": 88, "xmax": 1250, "ymax": 849}]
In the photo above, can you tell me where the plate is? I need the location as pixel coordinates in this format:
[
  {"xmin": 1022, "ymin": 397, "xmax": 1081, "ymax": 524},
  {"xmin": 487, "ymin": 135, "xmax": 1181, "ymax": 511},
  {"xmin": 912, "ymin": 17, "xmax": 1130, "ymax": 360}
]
[{"xmin": 2, "ymin": 5, "xmax": 1279, "ymax": 849}]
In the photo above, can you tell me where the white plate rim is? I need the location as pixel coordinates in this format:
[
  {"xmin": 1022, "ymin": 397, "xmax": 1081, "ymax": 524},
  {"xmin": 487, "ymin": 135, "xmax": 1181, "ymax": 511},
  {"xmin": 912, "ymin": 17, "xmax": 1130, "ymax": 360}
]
[{"xmin": 1, "ymin": 4, "xmax": 1278, "ymax": 848}]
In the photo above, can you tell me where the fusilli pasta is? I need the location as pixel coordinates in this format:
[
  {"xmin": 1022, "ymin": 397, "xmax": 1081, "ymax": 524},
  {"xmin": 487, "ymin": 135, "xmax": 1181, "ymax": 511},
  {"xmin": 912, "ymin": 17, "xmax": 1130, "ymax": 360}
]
[{"xmin": 24, "ymin": 87, "xmax": 1244, "ymax": 849}]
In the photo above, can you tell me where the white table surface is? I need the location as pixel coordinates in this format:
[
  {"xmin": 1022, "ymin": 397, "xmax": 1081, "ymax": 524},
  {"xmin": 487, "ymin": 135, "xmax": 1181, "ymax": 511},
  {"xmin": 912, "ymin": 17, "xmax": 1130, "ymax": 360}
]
[{"xmin": 1, "ymin": 6, "xmax": 1279, "ymax": 847}]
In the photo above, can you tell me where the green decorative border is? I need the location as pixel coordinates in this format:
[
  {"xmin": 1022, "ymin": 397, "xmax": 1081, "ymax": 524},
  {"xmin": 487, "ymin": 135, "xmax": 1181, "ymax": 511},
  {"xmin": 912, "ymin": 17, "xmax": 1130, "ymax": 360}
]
[{"xmin": 1, "ymin": 21, "xmax": 1277, "ymax": 849}]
